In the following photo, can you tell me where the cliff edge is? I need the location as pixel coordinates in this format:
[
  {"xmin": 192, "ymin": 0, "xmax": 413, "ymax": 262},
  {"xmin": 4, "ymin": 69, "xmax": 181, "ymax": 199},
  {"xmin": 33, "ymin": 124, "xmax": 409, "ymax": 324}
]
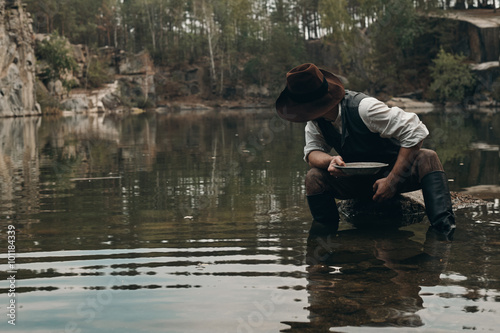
[{"xmin": 0, "ymin": 0, "xmax": 39, "ymax": 116}]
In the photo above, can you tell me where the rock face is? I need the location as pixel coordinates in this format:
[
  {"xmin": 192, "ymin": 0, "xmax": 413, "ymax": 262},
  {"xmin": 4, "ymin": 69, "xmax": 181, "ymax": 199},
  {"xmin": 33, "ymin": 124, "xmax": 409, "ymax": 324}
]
[
  {"xmin": 117, "ymin": 50, "xmax": 156, "ymax": 108},
  {"xmin": 0, "ymin": 0, "xmax": 39, "ymax": 116},
  {"xmin": 59, "ymin": 49, "xmax": 156, "ymax": 113},
  {"xmin": 443, "ymin": 10, "xmax": 500, "ymax": 63}
]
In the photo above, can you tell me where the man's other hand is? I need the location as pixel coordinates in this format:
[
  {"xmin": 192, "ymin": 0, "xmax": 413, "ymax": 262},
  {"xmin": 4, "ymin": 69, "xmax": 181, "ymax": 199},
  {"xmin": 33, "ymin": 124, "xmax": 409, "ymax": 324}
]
[{"xmin": 372, "ymin": 177, "xmax": 397, "ymax": 202}]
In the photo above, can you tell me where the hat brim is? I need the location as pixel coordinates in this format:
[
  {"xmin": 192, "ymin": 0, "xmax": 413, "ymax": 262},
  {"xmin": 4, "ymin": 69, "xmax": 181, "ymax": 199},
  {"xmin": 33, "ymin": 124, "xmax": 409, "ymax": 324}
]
[{"xmin": 275, "ymin": 69, "xmax": 345, "ymax": 123}]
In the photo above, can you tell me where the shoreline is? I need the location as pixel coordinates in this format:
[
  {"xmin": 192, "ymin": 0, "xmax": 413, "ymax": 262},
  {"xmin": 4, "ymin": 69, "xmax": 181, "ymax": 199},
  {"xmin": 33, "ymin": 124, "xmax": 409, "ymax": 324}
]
[{"xmin": 0, "ymin": 97, "xmax": 499, "ymax": 119}]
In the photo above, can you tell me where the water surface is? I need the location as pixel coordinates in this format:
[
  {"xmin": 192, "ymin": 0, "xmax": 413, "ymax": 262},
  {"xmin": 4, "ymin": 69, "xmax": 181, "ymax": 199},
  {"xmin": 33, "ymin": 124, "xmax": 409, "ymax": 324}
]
[{"xmin": 0, "ymin": 109, "xmax": 499, "ymax": 332}]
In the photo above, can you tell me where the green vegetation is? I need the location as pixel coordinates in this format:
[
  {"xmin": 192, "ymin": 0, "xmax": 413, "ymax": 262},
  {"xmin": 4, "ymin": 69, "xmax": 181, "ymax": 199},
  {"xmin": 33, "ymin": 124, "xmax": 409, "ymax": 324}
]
[
  {"xmin": 429, "ymin": 49, "xmax": 476, "ymax": 105},
  {"xmin": 25, "ymin": 0, "xmax": 492, "ymax": 101},
  {"xmin": 85, "ymin": 56, "xmax": 110, "ymax": 89},
  {"xmin": 35, "ymin": 33, "xmax": 78, "ymax": 88}
]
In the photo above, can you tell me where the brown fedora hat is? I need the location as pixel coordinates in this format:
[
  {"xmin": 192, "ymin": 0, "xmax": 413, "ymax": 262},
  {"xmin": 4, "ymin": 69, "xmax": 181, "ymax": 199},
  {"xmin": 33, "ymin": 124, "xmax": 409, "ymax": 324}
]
[{"xmin": 275, "ymin": 63, "xmax": 345, "ymax": 122}]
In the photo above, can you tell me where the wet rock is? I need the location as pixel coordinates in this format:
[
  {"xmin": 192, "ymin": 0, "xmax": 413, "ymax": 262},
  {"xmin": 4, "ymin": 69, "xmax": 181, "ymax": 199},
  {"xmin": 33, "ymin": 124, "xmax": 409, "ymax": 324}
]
[
  {"xmin": 339, "ymin": 191, "xmax": 426, "ymax": 227},
  {"xmin": 339, "ymin": 190, "xmax": 489, "ymax": 227}
]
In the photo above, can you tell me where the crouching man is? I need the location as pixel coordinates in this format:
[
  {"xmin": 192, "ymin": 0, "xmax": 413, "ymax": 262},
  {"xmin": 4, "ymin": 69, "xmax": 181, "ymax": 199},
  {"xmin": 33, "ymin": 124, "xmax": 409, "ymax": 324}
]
[{"xmin": 275, "ymin": 63, "xmax": 455, "ymax": 239}]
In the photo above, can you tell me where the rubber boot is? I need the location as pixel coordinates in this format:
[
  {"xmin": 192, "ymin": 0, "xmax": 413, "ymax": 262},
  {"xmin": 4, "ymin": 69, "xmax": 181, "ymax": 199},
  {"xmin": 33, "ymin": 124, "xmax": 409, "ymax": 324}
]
[
  {"xmin": 306, "ymin": 192, "xmax": 340, "ymax": 235},
  {"xmin": 421, "ymin": 171, "xmax": 456, "ymax": 240}
]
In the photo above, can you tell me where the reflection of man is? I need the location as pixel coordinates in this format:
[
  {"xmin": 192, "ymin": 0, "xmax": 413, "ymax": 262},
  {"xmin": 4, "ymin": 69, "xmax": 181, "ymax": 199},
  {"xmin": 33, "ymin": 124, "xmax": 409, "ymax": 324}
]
[
  {"xmin": 275, "ymin": 63, "xmax": 455, "ymax": 238},
  {"xmin": 297, "ymin": 226, "xmax": 451, "ymax": 330}
]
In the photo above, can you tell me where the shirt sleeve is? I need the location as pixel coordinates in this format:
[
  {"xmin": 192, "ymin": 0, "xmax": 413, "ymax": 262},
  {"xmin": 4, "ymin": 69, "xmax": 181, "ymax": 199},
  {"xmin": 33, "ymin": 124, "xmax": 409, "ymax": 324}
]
[
  {"xmin": 303, "ymin": 121, "xmax": 332, "ymax": 162},
  {"xmin": 358, "ymin": 97, "xmax": 429, "ymax": 148}
]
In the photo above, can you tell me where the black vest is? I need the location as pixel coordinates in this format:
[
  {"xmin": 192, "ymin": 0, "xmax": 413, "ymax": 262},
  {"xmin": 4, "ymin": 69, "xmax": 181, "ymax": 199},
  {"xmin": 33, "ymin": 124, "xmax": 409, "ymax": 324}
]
[{"xmin": 315, "ymin": 90, "xmax": 400, "ymax": 164}]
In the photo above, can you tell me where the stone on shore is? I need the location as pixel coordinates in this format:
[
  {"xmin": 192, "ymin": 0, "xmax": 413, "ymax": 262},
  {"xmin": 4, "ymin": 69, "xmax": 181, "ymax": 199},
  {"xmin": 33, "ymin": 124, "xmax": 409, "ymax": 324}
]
[
  {"xmin": 386, "ymin": 97, "xmax": 435, "ymax": 113},
  {"xmin": 339, "ymin": 190, "xmax": 488, "ymax": 228}
]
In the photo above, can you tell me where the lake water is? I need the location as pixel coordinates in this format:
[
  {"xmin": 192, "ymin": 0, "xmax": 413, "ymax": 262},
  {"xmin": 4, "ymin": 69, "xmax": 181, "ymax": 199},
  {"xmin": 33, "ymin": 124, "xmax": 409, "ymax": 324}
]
[{"xmin": 1, "ymin": 109, "xmax": 499, "ymax": 332}]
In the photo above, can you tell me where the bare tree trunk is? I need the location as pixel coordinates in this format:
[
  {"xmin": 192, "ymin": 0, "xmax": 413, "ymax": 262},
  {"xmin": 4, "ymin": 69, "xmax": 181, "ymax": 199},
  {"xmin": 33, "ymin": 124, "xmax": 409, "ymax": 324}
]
[
  {"xmin": 114, "ymin": 23, "xmax": 118, "ymax": 48},
  {"xmin": 219, "ymin": 51, "xmax": 224, "ymax": 95},
  {"xmin": 202, "ymin": 0, "xmax": 216, "ymax": 93},
  {"xmin": 144, "ymin": 0, "xmax": 156, "ymax": 52}
]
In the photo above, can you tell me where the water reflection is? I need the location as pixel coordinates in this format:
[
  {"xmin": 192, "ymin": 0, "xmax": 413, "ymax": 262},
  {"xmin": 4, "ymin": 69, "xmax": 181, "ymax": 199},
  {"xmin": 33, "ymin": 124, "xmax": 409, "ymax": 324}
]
[
  {"xmin": 293, "ymin": 226, "xmax": 451, "ymax": 331},
  {"xmin": 422, "ymin": 110, "xmax": 500, "ymax": 193},
  {"xmin": 0, "ymin": 117, "xmax": 40, "ymax": 219},
  {"xmin": 0, "ymin": 110, "xmax": 499, "ymax": 332}
]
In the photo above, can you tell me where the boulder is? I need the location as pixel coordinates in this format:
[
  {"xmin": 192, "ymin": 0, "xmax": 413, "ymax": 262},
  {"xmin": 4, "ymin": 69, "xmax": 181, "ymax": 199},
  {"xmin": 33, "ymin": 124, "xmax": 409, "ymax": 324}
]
[
  {"xmin": 47, "ymin": 80, "xmax": 64, "ymax": 99},
  {"xmin": 60, "ymin": 96, "xmax": 90, "ymax": 112},
  {"xmin": 118, "ymin": 75, "xmax": 155, "ymax": 107},
  {"xmin": 338, "ymin": 190, "xmax": 488, "ymax": 228},
  {"xmin": 339, "ymin": 191, "xmax": 427, "ymax": 228},
  {"xmin": 101, "ymin": 92, "xmax": 122, "ymax": 110},
  {"xmin": 386, "ymin": 97, "xmax": 435, "ymax": 113}
]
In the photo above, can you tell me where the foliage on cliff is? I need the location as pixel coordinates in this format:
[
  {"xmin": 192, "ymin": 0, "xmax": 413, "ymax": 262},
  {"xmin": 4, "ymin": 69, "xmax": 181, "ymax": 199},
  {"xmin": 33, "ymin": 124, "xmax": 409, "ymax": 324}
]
[
  {"xmin": 35, "ymin": 33, "xmax": 78, "ymax": 90},
  {"xmin": 429, "ymin": 49, "xmax": 476, "ymax": 104}
]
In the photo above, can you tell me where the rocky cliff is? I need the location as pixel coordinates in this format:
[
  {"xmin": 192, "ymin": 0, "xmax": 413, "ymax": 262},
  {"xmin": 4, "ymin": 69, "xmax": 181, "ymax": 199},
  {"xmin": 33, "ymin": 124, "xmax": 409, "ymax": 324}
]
[
  {"xmin": 447, "ymin": 10, "xmax": 500, "ymax": 103},
  {"xmin": 443, "ymin": 10, "xmax": 499, "ymax": 63},
  {"xmin": 0, "ymin": 0, "xmax": 39, "ymax": 116}
]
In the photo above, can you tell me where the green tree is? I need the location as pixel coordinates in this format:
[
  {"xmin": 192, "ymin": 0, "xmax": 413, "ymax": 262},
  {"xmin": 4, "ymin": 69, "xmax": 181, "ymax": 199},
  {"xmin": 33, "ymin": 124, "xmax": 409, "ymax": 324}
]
[
  {"xmin": 429, "ymin": 48, "xmax": 476, "ymax": 104},
  {"xmin": 36, "ymin": 33, "xmax": 79, "ymax": 95},
  {"xmin": 367, "ymin": 0, "xmax": 423, "ymax": 93},
  {"xmin": 319, "ymin": 0, "xmax": 352, "ymax": 41},
  {"xmin": 265, "ymin": 0, "xmax": 306, "ymax": 93},
  {"xmin": 85, "ymin": 56, "xmax": 110, "ymax": 89},
  {"xmin": 25, "ymin": 0, "xmax": 57, "ymax": 33},
  {"xmin": 24, "ymin": 0, "xmax": 474, "ymax": 102}
]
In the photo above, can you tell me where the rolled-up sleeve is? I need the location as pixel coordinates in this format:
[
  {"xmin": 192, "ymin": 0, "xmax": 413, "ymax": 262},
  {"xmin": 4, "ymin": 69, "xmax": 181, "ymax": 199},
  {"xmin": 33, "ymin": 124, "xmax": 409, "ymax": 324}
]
[
  {"xmin": 303, "ymin": 121, "xmax": 332, "ymax": 162},
  {"xmin": 358, "ymin": 97, "xmax": 429, "ymax": 148}
]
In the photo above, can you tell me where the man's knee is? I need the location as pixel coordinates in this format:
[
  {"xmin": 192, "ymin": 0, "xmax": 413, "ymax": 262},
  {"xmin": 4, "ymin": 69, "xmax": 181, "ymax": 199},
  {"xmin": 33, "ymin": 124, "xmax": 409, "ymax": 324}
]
[
  {"xmin": 417, "ymin": 149, "xmax": 440, "ymax": 162},
  {"xmin": 416, "ymin": 149, "xmax": 444, "ymax": 177},
  {"xmin": 305, "ymin": 168, "xmax": 329, "ymax": 195}
]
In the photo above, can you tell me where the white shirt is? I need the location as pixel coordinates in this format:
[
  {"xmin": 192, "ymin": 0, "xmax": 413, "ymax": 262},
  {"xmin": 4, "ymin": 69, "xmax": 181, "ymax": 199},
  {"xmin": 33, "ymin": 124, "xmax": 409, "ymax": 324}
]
[{"xmin": 304, "ymin": 97, "xmax": 429, "ymax": 162}]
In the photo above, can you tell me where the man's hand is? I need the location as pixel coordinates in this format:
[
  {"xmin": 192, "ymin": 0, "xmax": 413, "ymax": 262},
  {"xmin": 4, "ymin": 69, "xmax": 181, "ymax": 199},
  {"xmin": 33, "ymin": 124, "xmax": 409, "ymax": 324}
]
[
  {"xmin": 372, "ymin": 177, "xmax": 398, "ymax": 202},
  {"xmin": 372, "ymin": 143, "xmax": 423, "ymax": 202},
  {"xmin": 307, "ymin": 151, "xmax": 348, "ymax": 177},
  {"xmin": 327, "ymin": 156, "xmax": 348, "ymax": 177}
]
